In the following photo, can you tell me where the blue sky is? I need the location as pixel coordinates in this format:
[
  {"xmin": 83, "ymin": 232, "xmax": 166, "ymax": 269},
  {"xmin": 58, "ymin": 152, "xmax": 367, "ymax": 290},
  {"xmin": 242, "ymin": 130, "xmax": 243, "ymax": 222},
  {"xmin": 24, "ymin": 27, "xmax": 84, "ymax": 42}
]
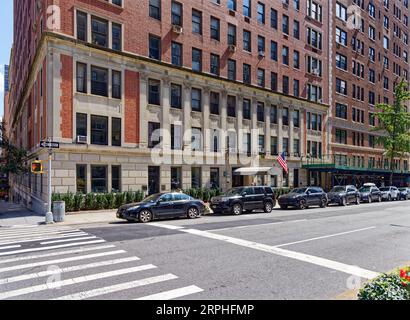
[{"xmin": 0, "ymin": 0, "xmax": 13, "ymax": 118}]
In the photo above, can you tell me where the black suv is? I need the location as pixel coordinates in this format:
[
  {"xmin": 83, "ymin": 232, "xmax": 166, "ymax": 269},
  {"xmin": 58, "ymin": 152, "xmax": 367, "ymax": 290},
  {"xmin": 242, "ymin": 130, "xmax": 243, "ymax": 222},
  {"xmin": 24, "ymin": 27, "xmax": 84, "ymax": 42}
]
[
  {"xmin": 210, "ymin": 186, "xmax": 277, "ymax": 215},
  {"xmin": 327, "ymin": 185, "xmax": 361, "ymax": 206},
  {"xmin": 278, "ymin": 187, "xmax": 328, "ymax": 210}
]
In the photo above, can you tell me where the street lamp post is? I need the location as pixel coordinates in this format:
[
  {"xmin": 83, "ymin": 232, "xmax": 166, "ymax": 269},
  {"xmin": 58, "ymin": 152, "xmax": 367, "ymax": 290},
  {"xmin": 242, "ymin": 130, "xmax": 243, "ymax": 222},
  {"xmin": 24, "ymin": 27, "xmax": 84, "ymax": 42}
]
[{"xmin": 45, "ymin": 137, "xmax": 54, "ymax": 224}]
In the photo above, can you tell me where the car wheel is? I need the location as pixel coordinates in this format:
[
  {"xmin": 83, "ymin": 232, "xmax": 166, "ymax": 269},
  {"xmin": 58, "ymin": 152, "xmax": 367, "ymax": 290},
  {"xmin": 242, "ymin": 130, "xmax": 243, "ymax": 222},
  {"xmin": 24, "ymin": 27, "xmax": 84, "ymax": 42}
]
[
  {"xmin": 139, "ymin": 210, "xmax": 153, "ymax": 223},
  {"xmin": 388, "ymin": 195, "xmax": 392, "ymax": 201},
  {"xmin": 378, "ymin": 195, "xmax": 382, "ymax": 202},
  {"xmin": 187, "ymin": 207, "xmax": 199, "ymax": 219},
  {"xmin": 355, "ymin": 197, "xmax": 360, "ymax": 205},
  {"xmin": 340, "ymin": 197, "xmax": 347, "ymax": 206},
  {"xmin": 298, "ymin": 199, "xmax": 307, "ymax": 210},
  {"xmin": 264, "ymin": 202, "xmax": 273, "ymax": 213},
  {"xmin": 280, "ymin": 205, "xmax": 288, "ymax": 210},
  {"xmin": 320, "ymin": 198, "xmax": 327, "ymax": 208},
  {"xmin": 368, "ymin": 196, "xmax": 372, "ymax": 204},
  {"xmin": 232, "ymin": 204, "xmax": 243, "ymax": 216}
]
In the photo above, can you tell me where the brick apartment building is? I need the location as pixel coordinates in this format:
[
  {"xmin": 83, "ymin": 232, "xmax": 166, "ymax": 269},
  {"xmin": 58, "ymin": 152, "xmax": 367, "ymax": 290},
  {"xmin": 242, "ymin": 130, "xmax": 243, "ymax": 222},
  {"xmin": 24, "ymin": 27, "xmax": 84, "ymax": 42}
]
[
  {"xmin": 304, "ymin": 0, "xmax": 410, "ymax": 188},
  {"xmin": 5, "ymin": 0, "xmax": 409, "ymax": 213}
]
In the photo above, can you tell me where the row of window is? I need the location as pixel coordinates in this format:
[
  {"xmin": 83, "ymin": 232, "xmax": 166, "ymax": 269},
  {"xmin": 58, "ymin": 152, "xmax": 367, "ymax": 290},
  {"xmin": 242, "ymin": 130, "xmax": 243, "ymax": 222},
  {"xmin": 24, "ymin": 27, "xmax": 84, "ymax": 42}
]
[
  {"xmin": 334, "ymin": 154, "xmax": 409, "ymax": 171},
  {"xmin": 76, "ymin": 113, "xmax": 122, "ymax": 147},
  {"xmin": 335, "ymin": 129, "xmax": 378, "ymax": 148}
]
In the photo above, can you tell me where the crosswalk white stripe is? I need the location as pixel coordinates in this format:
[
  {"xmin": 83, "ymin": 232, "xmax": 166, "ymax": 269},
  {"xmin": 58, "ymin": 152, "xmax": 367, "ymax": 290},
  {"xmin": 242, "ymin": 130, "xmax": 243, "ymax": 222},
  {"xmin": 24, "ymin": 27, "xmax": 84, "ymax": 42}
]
[
  {"xmin": 0, "ymin": 232, "xmax": 88, "ymax": 246},
  {"xmin": 0, "ymin": 239, "xmax": 106, "ymax": 257},
  {"xmin": 0, "ymin": 229, "xmax": 80, "ymax": 238},
  {"xmin": 0, "ymin": 264, "xmax": 157, "ymax": 300},
  {"xmin": 0, "ymin": 245, "xmax": 116, "ymax": 265},
  {"xmin": 135, "ymin": 285, "xmax": 204, "ymax": 300},
  {"xmin": 0, "ymin": 257, "xmax": 141, "ymax": 285},
  {"xmin": 40, "ymin": 236, "xmax": 97, "ymax": 245},
  {"xmin": 53, "ymin": 274, "xmax": 178, "ymax": 300},
  {"xmin": 0, "ymin": 245, "xmax": 21, "ymax": 251},
  {"xmin": 0, "ymin": 250, "xmax": 127, "ymax": 273},
  {"xmin": 0, "ymin": 230, "xmax": 84, "ymax": 241},
  {"xmin": 0, "ymin": 227, "xmax": 77, "ymax": 235}
]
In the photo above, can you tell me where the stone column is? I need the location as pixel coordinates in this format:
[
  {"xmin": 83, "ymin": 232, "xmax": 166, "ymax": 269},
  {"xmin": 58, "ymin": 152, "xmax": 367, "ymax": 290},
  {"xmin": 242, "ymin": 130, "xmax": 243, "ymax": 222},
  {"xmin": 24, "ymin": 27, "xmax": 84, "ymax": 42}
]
[
  {"xmin": 236, "ymin": 95, "xmax": 244, "ymax": 157},
  {"xmin": 182, "ymin": 83, "xmax": 192, "ymax": 150},
  {"xmin": 203, "ymin": 87, "xmax": 211, "ymax": 153},
  {"xmin": 162, "ymin": 78, "xmax": 171, "ymax": 150},
  {"xmin": 278, "ymin": 105, "xmax": 283, "ymax": 154},
  {"xmin": 220, "ymin": 90, "xmax": 228, "ymax": 153},
  {"xmin": 139, "ymin": 73, "xmax": 149, "ymax": 148},
  {"xmin": 251, "ymin": 98, "xmax": 258, "ymax": 158},
  {"xmin": 289, "ymin": 106, "xmax": 294, "ymax": 157}
]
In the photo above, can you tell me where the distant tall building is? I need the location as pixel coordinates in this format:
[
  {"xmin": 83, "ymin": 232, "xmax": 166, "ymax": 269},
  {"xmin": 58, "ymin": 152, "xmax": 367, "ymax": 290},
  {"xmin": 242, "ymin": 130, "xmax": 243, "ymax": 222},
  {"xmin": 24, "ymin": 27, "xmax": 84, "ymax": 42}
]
[{"xmin": 4, "ymin": 65, "xmax": 9, "ymax": 92}]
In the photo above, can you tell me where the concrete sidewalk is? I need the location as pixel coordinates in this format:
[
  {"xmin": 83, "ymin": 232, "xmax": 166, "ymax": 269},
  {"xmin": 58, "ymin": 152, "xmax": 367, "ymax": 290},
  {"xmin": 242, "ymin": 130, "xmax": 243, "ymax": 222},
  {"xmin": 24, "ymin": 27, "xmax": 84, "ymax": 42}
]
[
  {"xmin": 60, "ymin": 210, "xmax": 117, "ymax": 226},
  {"xmin": 0, "ymin": 201, "xmax": 45, "ymax": 227}
]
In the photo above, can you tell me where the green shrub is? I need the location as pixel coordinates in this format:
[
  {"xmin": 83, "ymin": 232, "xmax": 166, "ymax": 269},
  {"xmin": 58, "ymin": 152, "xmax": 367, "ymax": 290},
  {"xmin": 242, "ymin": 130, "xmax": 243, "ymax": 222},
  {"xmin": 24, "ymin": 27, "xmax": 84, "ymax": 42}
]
[
  {"xmin": 84, "ymin": 193, "xmax": 96, "ymax": 211},
  {"xmin": 358, "ymin": 274, "xmax": 410, "ymax": 300},
  {"xmin": 61, "ymin": 193, "xmax": 74, "ymax": 212},
  {"xmin": 125, "ymin": 191, "xmax": 134, "ymax": 204},
  {"xmin": 94, "ymin": 194, "xmax": 107, "ymax": 210},
  {"xmin": 73, "ymin": 193, "xmax": 84, "ymax": 212},
  {"xmin": 105, "ymin": 193, "xmax": 116, "ymax": 209},
  {"xmin": 134, "ymin": 190, "xmax": 145, "ymax": 203},
  {"xmin": 52, "ymin": 193, "xmax": 62, "ymax": 202},
  {"xmin": 115, "ymin": 192, "xmax": 126, "ymax": 208}
]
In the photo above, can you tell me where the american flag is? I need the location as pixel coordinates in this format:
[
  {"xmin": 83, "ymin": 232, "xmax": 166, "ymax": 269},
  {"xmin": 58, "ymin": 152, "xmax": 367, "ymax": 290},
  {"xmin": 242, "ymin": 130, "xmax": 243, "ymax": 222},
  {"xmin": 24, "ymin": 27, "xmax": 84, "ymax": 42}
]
[{"xmin": 277, "ymin": 152, "xmax": 289, "ymax": 174}]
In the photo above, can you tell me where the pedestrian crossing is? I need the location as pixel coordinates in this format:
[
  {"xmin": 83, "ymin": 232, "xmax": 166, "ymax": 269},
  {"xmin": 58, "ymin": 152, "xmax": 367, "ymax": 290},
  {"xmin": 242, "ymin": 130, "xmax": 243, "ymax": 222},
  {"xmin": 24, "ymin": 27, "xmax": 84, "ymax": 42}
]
[{"xmin": 0, "ymin": 225, "xmax": 203, "ymax": 300}]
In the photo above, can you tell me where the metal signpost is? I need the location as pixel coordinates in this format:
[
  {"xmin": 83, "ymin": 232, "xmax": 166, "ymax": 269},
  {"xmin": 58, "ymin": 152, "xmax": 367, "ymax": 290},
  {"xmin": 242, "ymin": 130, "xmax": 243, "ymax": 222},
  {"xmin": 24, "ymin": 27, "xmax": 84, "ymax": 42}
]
[{"xmin": 40, "ymin": 138, "xmax": 60, "ymax": 224}]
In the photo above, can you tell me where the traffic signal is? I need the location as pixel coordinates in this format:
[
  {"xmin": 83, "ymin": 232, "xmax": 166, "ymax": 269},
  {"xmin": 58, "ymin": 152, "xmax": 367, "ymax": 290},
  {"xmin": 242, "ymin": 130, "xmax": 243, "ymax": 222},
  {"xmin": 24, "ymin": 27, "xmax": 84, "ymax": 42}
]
[{"xmin": 31, "ymin": 161, "xmax": 44, "ymax": 174}]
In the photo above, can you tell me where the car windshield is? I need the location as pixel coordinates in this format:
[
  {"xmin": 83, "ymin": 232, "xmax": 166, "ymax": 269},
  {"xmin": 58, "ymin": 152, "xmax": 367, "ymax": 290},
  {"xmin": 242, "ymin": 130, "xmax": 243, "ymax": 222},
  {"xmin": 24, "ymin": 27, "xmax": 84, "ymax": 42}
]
[
  {"xmin": 331, "ymin": 186, "xmax": 346, "ymax": 192},
  {"xmin": 399, "ymin": 188, "xmax": 407, "ymax": 191},
  {"xmin": 289, "ymin": 188, "xmax": 307, "ymax": 194},
  {"xmin": 223, "ymin": 188, "xmax": 244, "ymax": 196},
  {"xmin": 359, "ymin": 187, "xmax": 371, "ymax": 193},
  {"xmin": 379, "ymin": 188, "xmax": 389, "ymax": 191},
  {"xmin": 142, "ymin": 194, "xmax": 162, "ymax": 203}
]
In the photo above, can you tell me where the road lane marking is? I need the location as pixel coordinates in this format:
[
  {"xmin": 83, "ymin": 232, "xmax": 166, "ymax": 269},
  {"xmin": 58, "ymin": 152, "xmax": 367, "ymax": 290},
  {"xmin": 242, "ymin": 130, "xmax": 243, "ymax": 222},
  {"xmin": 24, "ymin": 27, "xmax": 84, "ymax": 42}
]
[
  {"xmin": 0, "ymin": 232, "xmax": 88, "ymax": 246},
  {"xmin": 149, "ymin": 223, "xmax": 185, "ymax": 230},
  {"xmin": 0, "ymin": 250, "xmax": 127, "ymax": 273},
  {"xmin": 0, "ymin": 239, "xmax": 106, "ymax": 257},
  {"xmin": 207, "ymin": 219, "xmax": 307, "ymax": 232},
  {"xmin": 0, "ymin": 245, "xmax": 116, "ymax": 265},
  {"xmin": 135, "ymin": 285, "xmax": 204, "ymax": 300},
  {"xmin": 0, "ymin": 257, "xmax": 141, "ymax": 285},
  {"xmin": 0, "ymin": 264, "xmax": 157, "ymax": 300},
  {"xmin": 53, "ymin": 274, "xmax": 178, "ymax": 300},
  {"xmin": 274, "ymin": 227, "xmax": 377, "ymax": 248},
  {"xmin": 0, "ymin": 245, "xmax": 21, "ymax": 251},
  {"xmin": 40, "ymin": 236, "xmax": 97, "ymax": 245},
  {"xmin": 149, "ymin": 223, "xmax": 380, "ymax": 280}
]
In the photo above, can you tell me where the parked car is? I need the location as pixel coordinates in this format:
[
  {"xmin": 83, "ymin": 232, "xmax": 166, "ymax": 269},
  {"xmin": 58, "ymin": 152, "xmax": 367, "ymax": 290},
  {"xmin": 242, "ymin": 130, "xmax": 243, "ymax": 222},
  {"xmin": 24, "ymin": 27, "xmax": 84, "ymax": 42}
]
[
  {"xmin": 327, "ymin": 185, "xmax": 361, "ymax": 206},
  {"xmin": 398, "ymin": 187, "xmax": 410, "ymax": 200},
  {"xmin": 359, "ymin": 186, "xmax": 382, "ymax": 203},
  {"xmin": 278, "ymin": 187, "xmax": 328, "ymax": 210},
  {"xmin": 117, "ymin": 192, "xmax": 206, "ymax": 223},
  {"xmin": 379, "ymin": 186, "xmax": 399, "ymax": 201},
  {"xmin": 210, "ymin": 186, "xmax": 276, "ymax": 215}
]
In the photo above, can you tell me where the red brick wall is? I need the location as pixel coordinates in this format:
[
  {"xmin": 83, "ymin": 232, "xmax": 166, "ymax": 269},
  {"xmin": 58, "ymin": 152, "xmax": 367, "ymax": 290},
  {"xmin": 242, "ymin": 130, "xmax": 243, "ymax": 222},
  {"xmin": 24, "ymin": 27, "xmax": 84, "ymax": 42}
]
[
  {"xmin": 124, "ymin": 70, "xmax": 140, "ymax": 144},
  {"xmin": 60, "ymin": 54, "xmax": 73, "ymax": 139},
  {"xmin": 49, "ymin": 0, "xmax": 330, "ymax": 103},
  {"xmin": 42, "ymin": 58, "xmax": 48, "ymax": 141}
]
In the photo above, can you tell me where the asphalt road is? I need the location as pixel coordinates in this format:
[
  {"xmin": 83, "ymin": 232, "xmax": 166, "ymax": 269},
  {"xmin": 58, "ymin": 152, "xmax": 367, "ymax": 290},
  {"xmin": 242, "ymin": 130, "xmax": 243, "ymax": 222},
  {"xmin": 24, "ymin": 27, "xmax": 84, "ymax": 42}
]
[{"xmin": 0, "ymin": 200, "xmax": 409, "ymax": 300}]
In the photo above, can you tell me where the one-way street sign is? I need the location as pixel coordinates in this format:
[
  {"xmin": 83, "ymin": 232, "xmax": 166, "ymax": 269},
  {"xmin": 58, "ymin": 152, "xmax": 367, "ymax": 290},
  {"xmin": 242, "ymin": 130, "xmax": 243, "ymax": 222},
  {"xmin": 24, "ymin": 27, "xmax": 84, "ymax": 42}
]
[{"xmin": 40, "ymin": 141, "xmax": 60, "ymax": 149}]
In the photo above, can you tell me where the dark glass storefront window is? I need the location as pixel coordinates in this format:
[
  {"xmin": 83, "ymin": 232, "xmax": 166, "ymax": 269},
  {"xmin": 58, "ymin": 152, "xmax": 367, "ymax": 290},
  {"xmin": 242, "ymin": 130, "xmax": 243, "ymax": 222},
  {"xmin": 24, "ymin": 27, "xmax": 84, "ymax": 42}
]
[
  {"xmin": 91, "ymin": 166, "xmax": 107, "ymax": 193},
  {"xmin": 112, "ymin": 166, "xmax": 121, "ymax": 193},
  {"xmin": 76, "ymin": 165, "xmax": 87, "ymax": 194},
  {"xmin": 171, "ymin": 167, "xmax": 182, "ymax": 190}
]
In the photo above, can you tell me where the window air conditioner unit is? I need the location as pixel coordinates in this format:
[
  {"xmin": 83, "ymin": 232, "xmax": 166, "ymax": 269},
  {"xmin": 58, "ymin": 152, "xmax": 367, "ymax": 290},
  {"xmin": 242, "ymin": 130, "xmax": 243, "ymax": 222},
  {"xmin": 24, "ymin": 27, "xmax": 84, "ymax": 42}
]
[
  {"xmin": 313, "ymin": 68, "xmax": 320, "ymax": 76},
  {"xmin": 172, "ymin": 25, "xmax": 183, "ymax": 34},
  {"xmin": 258, "ymin": 51, "xmax": 265, "ymax": 58},
  {"xmin": 77, "ymin": 135, "xmax": 87, "ymax": 144},
  {"xmin": 228, "ymin": 44, "xmax": 237, "ymax": 52}
]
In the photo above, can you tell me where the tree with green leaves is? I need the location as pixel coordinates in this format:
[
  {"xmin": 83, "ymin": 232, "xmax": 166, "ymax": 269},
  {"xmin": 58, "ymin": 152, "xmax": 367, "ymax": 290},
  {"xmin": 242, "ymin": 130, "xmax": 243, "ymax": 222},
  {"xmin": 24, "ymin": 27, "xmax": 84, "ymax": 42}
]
[
  {"xmin": 374, "ymin": 79, "xmax": 410, "ymax": 186},
  {"xmin": 0, "ymin": 121, "xmax": 28, "ymax": 176}
]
